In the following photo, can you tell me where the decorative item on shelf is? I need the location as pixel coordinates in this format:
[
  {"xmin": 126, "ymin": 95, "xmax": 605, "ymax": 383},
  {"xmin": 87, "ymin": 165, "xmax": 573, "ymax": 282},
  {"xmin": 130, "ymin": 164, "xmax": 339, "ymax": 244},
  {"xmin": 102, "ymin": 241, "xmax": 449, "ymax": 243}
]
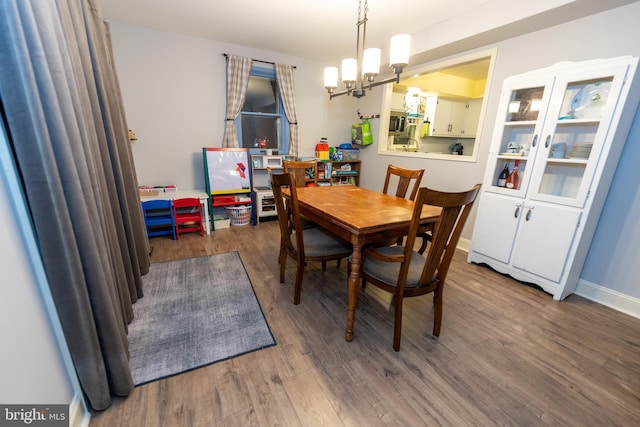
[
  {"xmin": 335, "ymin": 163, "xmax": 352, "ymax": 175},
  {"xmin": 253, "ymin": 137, "xmax": 270, "ymax": 148},
  {"xmin": 550, "ymin": 142, "xmax": 567, "ymax": 159},
  {"xmin": 315, "ymin": 139, "xmax": 330, "ymax": 160},
  {"xmin": 337, "ymin": 144, "xmax": 360, "ymax": 161},
  {"xmin": 570, "ymin": 81, "xmax": 612, "ymax": 119},
  {"xmin": 323, "ymin": 0, "xmax": 410, "ymax": 100},
  {"xmin": 138, "ymin": 186, "xmax": 159, "ymax": 197},
  {"xmin": 566, "ymin": 143, "xmax": 593, "ymax": 159},
  {"xmin": 497, "ymin": 163, "xmax": 510, "ymax": 187},
  {"xmin": 505, "ymin": 160, "xmax": 520, "ymax": 189},
  {"xmin": 449, "ymin": 142, "xmax": 464, "ymax": 155}
]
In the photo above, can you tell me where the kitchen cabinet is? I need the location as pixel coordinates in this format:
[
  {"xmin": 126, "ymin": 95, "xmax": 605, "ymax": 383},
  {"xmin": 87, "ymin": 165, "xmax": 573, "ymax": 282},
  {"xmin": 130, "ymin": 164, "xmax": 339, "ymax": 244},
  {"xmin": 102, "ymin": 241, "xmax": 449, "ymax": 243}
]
[
  {"xmin": 430, "ymin": 98, "xmax": 465, "ymax": 136},
  {"xmin": 391, "ymin": 91, "xmax": 406, "ymax": 111},
  {"xmin": 468, "ymin": 56, "xmax": 640, "ymax": 300},
  {"xmin": 461, "ymin": 99, "xmax": 482, "ymax": 137},
  {"xmin": 429, "ymin": 97, "xmax": 480, "ymax": 138}
]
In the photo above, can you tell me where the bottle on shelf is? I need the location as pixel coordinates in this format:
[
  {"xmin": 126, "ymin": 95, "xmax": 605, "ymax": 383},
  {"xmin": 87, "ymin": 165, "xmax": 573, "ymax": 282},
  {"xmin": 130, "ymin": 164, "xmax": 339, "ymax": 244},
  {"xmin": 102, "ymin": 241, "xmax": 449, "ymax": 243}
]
[
  {"xmin": 505, "ymin": 160, "xmax": 520, "ymax": 189},
  {"xmin": 497, "ymin": 163, "xmax": 510, "ymax": 187}
]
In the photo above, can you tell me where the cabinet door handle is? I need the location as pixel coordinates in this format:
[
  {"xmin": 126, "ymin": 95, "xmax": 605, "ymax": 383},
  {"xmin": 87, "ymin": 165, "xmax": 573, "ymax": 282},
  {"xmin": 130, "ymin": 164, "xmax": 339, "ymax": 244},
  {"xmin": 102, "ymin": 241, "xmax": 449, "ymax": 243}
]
[
  {"xmin": 525, "ymin": 209, "xmax": 532, "ymax": 221},
  {"xmin": 531, "ymin": 134, "xmax": 538, "ymax": 147},
  {"xmin": 514, "ymin": 205, "xmax": 520, "ymax": 218},
  {"xmin": 544, "ymin": 135, "xmax": 551, "ymax": 148}
]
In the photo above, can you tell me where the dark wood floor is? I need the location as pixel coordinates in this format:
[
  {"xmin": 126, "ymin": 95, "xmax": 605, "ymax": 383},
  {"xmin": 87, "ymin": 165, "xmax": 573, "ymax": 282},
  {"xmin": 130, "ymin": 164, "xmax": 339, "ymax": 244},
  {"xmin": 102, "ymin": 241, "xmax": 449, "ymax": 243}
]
[{"xmin": 90, "ymin": 220, "xmax": 640, "ymax": 426}]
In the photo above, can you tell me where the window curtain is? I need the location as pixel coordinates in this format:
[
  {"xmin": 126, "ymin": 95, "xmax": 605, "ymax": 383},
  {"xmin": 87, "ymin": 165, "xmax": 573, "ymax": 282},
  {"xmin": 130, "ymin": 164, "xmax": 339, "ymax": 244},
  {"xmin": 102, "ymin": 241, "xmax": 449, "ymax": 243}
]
[
  {"xmin": 0, "ymin": 0, "xmax": 149, "ymax": 411},
  {"xmin": 223, "ymin": 55, "xmax": 253, "ymax": 147},
  {"xmin": 275, "ymin": 64, "xmax": 300, "ymax": 158}
]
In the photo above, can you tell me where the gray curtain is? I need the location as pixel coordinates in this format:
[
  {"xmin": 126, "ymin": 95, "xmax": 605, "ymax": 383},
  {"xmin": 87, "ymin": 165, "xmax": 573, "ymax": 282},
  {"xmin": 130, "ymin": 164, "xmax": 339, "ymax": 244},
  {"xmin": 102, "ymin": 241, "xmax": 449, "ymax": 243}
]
[
  {"xmin": 275, "ymin": 64, "xmax": 300, "ymax": 157},
  {"xmin": 0, "ymin": 0, "xmax": 149, "ymax": 411},
  {"xmin": 223, "ymin": 55, "xmax": 253, "ymax": 147}
]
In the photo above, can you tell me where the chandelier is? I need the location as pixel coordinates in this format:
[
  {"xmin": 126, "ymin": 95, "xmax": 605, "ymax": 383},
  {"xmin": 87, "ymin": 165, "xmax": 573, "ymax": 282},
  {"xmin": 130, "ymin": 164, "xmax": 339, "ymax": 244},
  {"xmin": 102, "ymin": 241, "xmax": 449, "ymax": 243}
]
[{"xmin": 323, "ymin": 0, "xmax": 410, "ymax": 100}]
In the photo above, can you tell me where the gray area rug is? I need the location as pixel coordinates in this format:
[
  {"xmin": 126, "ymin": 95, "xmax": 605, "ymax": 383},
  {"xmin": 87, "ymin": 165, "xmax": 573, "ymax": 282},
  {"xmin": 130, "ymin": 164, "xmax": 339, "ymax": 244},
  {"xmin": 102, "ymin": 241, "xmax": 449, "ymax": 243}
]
[{"xmin": 128, "ymin": 252, "xmax": 275, "ymax": 385}]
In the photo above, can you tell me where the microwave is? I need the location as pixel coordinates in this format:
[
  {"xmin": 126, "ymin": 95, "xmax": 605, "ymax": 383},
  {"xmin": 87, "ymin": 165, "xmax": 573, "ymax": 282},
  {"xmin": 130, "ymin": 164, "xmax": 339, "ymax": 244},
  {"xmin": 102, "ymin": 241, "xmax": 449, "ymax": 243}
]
[{"xmin": 388, "ymin": 111, "xmax": 407, "ymax": 136}]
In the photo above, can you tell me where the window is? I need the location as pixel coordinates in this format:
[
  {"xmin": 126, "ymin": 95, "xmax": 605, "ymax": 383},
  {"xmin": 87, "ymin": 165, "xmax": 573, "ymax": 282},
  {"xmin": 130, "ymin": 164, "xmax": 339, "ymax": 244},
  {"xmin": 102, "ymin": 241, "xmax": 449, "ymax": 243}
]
[{"xmin": 237, "ymin": 67, "xmax": 289, "ymax": 153}]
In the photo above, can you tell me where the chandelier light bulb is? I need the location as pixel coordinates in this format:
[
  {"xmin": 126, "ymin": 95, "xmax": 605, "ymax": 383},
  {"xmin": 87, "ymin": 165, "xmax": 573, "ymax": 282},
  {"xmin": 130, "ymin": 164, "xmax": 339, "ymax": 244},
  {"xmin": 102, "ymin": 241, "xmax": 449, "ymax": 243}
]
[
  {"xmin": 324, "ymin": 67, "xmax": 338, "ymax": 89},
  {"xmin": 342, "ymin": 58, "xmax": 357, "ymax": 83},
  {"xmin": 390, "ymin": 34, "xmax": 411, "ymax": 67},
  {"xmin": 362, "ymin": 48, "xmax": 381, "ymax": 78}
]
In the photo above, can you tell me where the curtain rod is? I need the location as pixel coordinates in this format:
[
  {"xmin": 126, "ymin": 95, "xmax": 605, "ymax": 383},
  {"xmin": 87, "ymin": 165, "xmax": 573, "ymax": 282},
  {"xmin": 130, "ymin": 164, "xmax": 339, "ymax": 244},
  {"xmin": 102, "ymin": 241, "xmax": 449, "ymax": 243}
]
[{"xmin": 223, "ymin": 53, "xmax": 296, "ymax": 69}]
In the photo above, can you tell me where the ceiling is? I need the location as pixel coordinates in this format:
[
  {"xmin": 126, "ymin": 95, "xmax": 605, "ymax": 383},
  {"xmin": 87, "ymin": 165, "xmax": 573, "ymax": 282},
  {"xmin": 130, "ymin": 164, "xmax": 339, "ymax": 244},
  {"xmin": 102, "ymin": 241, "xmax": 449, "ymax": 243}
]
[
  {"xmin": 99, "ymin": 0, "xmax": 638, "ymax": 67},
  {"xmin": 99, "ymin": 0, "xmax": 489, "ymax": 63}
]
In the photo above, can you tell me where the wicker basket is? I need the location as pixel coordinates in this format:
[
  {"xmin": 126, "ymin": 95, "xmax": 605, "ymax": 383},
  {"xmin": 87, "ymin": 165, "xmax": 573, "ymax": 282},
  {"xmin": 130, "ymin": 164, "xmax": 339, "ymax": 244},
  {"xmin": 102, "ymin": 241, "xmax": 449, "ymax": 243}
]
[{"xmin": 225, "ymin": 205, "xmax": 252, "ymax": 226}]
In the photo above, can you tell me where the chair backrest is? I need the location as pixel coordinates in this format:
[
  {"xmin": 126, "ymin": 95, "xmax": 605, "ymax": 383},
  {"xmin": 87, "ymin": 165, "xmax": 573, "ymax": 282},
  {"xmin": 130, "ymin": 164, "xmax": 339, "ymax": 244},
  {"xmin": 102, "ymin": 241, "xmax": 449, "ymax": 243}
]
[
  {"xmin": 142, "ymin": 199, "xmax": 173, "ymax": 217},
  {"xmin": 283, "ymin": 159, "xmax": 318, "ymax": 187},
  {"xmin": 142, "ymin": 199, "xmax": 176, "ymax": 239},
  {"xmin": 173, "ymin": 197, "xmax": 201, "ymax": 211},
  {"xmin": 404, "ymin": 184, "xmax": 481, "ymax": 290},
  {"xmin": 382, "ymin": 164, "xmax": 425, "ymax": 201},
  {"xmin": 269, "ymin": 169, "xmax": 305, "ymax": 257}
]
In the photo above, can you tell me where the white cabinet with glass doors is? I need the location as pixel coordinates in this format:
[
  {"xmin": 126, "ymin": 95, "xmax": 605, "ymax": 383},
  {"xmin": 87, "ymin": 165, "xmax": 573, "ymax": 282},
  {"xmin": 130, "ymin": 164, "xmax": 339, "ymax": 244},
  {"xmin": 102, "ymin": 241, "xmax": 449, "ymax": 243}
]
[{"xmin": 468, "ymin": 56, "xmax": 640, "ymax": 300}]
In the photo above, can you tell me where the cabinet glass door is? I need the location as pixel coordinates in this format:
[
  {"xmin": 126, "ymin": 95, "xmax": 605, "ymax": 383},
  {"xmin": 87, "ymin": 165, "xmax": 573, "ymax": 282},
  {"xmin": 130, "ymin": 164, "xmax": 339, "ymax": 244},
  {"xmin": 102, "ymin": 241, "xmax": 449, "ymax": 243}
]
[
  {"xmin": 484, "ymin": 76, "xmax": 555, "ymax": 197},
  {"xmin": 528, "ymin": 63, "xmax": 630, "ymax": 207}
]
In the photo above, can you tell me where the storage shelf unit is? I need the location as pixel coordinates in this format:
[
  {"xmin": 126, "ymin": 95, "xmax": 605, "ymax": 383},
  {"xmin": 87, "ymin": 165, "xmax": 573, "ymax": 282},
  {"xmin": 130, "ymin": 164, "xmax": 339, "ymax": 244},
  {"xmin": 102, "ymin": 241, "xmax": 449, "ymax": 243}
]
[
  {"xmin": 318, "ymin": 160, "xmax": 361, "ymax": 186},
  {"xmin": 468, "ymin": 56, "xmax": 640, "ymax": 300},
  {"xmin": 250, "ymin": 154, "xmax": 284, "ymax": 224}
]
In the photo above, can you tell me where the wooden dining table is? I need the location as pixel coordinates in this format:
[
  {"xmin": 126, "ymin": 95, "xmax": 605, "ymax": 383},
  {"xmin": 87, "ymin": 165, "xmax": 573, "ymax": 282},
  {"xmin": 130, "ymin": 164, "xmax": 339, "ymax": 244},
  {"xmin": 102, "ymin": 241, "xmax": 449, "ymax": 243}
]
[{"xmin": 291, "ymin": 185, "xmax": 441, "ymax": 342}]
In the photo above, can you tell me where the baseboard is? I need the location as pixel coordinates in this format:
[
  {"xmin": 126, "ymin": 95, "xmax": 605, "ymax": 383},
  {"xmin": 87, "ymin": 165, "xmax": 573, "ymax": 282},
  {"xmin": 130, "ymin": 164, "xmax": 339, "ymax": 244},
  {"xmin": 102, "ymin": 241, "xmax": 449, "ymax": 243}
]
[
  {"xmin": 575, "ymin": 279, "xmax": 640, "ymax": 319},
  {"xmin": 457, "ymin": 237, "xmax": 471, "ymax": 253},
  {"xmin": 69, "ymin": 393, "xmax": 90, "ymax": 427}
]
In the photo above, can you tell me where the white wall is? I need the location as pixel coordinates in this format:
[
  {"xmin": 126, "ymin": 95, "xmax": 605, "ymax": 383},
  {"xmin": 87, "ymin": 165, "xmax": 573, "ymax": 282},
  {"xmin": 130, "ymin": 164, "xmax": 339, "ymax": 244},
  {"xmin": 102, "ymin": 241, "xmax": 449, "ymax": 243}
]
[
  {"xmin": 109, "ymin": 22, "xmax": 331, "ymax": 191},
  {"xmin": 109, "ymin": 3, "xmax": 640, "ymax": 302}
]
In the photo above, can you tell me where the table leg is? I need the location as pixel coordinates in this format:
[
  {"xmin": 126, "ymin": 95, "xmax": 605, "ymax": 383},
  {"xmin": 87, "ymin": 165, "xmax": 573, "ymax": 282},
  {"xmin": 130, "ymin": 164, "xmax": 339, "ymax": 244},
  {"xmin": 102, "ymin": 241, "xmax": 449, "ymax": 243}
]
[{"xmin": 346, "ymin": 243, "xmax": 363, "ymax": 342}]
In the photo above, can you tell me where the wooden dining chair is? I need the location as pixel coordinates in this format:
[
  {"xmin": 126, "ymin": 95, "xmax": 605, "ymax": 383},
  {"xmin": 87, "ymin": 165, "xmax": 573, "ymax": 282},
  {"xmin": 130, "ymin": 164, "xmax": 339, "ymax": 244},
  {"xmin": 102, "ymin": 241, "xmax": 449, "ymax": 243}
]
[
  {"xmin": 283, "ymin": 159, "xmax": 318, "ymax": 187},
  {"xmin": 361, "ymin": 184, "xmax": 481, "ymax": 351},
  {"xmin": 382, "ymin": 164, "xmax": 425, "ymax": 201},
  {"xmin": 283, "ymin": 159, "xmax": 318, "ymax": 229},
  {"xmin": 380, "ymin": 164, "xmax": 426, "ymax": 248},
  {"xmin": 270, "ymin": 170, "xmax": 353, "ymax": 305},
  {"xmin": 173, "ymin": 197, "xmax": 204, "ymax": 239}
]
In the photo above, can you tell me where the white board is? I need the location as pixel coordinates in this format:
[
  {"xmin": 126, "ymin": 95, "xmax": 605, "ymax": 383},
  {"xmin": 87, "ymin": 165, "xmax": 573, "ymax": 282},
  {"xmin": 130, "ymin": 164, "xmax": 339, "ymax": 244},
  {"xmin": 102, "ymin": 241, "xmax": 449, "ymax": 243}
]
[{"xmin": 203, "ymin": 148, "xmax": 251, "ymax": 194}]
